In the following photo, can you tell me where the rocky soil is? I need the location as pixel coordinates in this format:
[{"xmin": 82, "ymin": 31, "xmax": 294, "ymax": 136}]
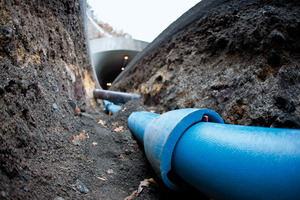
[
  {"xmin": 1, "ymin": 0, "xmax": 300, "ymax": 200},
  {"xmin": 0, "ymin": 0, "xmax": 206, "ymax": 199},
  {"xmin": 113, "ymin": 0, "xmax": 300, "ymax": 128}
]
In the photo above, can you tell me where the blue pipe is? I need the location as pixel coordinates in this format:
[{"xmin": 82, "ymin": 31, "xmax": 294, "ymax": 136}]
[
  {"xmin": 103, "ymin": 100, "xmax": 122, "ymax": 114},
  {"xmin": 128, "ymin": 108, "xmax": 300, "ymax": 199}
]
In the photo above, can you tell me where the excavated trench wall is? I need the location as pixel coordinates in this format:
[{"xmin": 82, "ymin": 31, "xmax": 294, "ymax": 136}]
[
  {"xmin": 1, "ymin": 0, "xmax": 299, "ymax": 199},
  {"xmin": 112, "ymin": 0, "xmax": 300, "ymax": 128},
  {"xmin": 0, "ymin": 1, "xmax": 97, "ymax": 198}
]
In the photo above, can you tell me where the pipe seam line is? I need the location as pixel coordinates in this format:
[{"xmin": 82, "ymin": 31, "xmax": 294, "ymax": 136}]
[{"xmin": 128, "ymin": 108, "xmax": 224, "ymax": 190}]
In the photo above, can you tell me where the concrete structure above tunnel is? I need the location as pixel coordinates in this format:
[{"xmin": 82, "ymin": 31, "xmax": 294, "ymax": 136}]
[{"xmin": 90, "ymin": 37, "xmax": 148, "ymax": 89}]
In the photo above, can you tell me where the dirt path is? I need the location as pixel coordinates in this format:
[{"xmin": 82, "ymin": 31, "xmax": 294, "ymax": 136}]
[
  {"xmin": 1, "ymin": 99, "xmax": 208, "ymax": 199},
  {"xmin": 66, "ymin": 100, "xmax": 208, "ymax": 200}
]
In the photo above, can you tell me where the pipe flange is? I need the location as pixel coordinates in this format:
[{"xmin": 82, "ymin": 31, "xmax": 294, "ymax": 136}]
[{"xmin": 143, "ymin": 108, "xmax": 224, "ymax": 190}]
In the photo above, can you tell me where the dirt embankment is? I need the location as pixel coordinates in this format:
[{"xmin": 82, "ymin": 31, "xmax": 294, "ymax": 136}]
[
  {"xmin": 113, "ymin": 0, "xmax": 300, "ymax": 128},
  {"xmin": 1, "ymin": 0, "xmax": 300, "ymax": 200},
  {"xmin": 0, "ymin": 0, "xmax": 206, "ymax": 199}
]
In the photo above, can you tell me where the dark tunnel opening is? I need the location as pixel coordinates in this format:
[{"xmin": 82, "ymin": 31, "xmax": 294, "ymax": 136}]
[{"xmin": 92, "ymin": 50, "xmax": 140, "ymax": 89}]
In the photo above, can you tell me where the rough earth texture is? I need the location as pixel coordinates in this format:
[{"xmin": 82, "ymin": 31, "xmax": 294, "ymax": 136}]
[
  {"xmin": 0, "ymin": 0, "xmax": 97, "ymax": 198},
  {"xmin": 113, "ymin": 0, "xmax": 300, "ymax": 128},
  {"xmin": 1, "ymin": 0, "xmax": 300, "ymax": 200},
  {"xmin": 0, "ymin": 0, "xmax": 207, "ymax": 199}
]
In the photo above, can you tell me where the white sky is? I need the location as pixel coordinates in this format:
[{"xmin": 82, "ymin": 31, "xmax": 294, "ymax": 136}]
[{"xmin": 87, "ymin": 0, "xmax": 200, "ymax": 42}]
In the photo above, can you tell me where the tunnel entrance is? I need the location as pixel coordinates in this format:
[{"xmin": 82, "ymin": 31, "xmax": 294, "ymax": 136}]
[
  {"xmin": 89, "ymin": 38, "xmax": 148, "ymax": 89},
  {"xmin": 92, "ymin": 50, "xmax": 139, "ymax": 89}
]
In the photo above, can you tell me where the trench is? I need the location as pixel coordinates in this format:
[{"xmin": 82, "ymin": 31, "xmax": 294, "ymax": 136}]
[
  {"xmin": 89, "ymin": 37, "xmax": 148, "ymax": 89},
  {"xmin": 86, "ymin": 1, "xmax": 300, "ymax": 199}
]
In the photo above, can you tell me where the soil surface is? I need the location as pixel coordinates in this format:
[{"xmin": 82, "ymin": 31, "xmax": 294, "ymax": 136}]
[
  {"xmin": 113, "ymin": 0, "xmax": 300, "ymax": 128},
  {"xmin": 1, "ymin": 0, "xmax": 300, "ymax": 199},
  {"xmin": 0, "ymin": 0, "xmax": 206, "ymax": 199}
]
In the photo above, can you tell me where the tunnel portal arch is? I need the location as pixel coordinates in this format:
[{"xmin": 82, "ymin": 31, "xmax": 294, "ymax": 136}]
[{"xmin": 90, "ymin": 37, "xmax": 148, "ymax": 89}]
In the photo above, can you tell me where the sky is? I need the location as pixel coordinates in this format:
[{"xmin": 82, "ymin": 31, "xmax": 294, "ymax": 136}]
[{"xmin": 87, "ymin": 0, "xmax": 200, "ymax": 42}]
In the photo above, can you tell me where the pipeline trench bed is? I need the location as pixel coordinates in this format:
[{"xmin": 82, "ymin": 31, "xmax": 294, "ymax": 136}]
[
  {"xmin": 89, "ymin": 0, "xmax": 300, "ymax": 198},
  {"xmin": 94, "ymin": 90, "xmax": 300, "ymax": 200},
  {"xmin": 1, "ymin": 0, "xmax": 299, "ymax": 199},
  {"xmin": 90, "ymin": 0, "xmax": 300, "ymax": 199}
]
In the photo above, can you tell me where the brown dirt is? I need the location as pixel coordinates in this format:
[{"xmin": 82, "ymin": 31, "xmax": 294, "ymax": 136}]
[
  {"xmin": 113, "ymin": 0, "xmax": 300, "ymax": 128},
  {"xmin": 1, "ymin": 0, "xmax": 300, "ymax": 199},
  {"xmin": 0, "ymin": 0, "xmax": 206, "ymax": 199}
]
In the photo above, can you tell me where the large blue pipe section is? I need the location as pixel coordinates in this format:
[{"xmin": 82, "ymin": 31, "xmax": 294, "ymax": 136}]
[{"xmin": 127, "ymin": 108, "xmax": 300, "ymax": 199}]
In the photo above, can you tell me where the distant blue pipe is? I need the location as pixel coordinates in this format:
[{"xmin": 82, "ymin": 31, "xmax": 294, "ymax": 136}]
[
  {"xmin": 128, "ymin": 108, "xmax": 300, "ymax": 200},
  {"xmin": 103, "ymin": 100, "xmax": 122, "ymax": 114}
]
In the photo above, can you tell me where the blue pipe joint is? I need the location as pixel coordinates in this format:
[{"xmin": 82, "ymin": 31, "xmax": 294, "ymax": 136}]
[
  {"xmin": 129, "ymin": 108, "xmax": 300, "ymax": 199},
  {"xmin": 128, "ymin": 108, "xmax": 224, "ymax": 190},
  {"xmin": 103, "ymin": 100, "xmax": 122, "ymax": 114}
]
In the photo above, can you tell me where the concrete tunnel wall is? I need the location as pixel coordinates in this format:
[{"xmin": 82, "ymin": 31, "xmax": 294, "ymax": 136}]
[{"xmin": 90, "ymin": 37, "xmax": 149, "ymax": 89}]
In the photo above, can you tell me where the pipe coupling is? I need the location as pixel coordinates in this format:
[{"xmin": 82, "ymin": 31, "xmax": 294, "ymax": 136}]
[{"xmin": 129, "ymin": 108, "xmax": 224, "ymax": 190}]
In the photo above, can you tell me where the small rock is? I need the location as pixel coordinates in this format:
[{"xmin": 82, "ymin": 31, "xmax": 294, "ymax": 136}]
[
  {"xmin": 54, "ymin": 197, "xmax": 64, "ymax": 200},
  {"xmin": 107, "ymin": 168, "xmax": 114, "ymax": 174},
  {"xmin": 76, "ymin": 179, "xmax": 89, "ymax": 194},
  {"xmin": 125, "ymin": 148, "xmax": 134, "ymax": 155},
  {"xmin": 1, "ymin": 191, "xmax": 7, "ymax": 198},
  {"xmin": 68, "ymin": 98, "xmax": 76, "ymax": 111},
  {"xmin": 78, "ymin": 101, "xmax": 86, "ymax": 112},
  {"xmin": 52, "ymin": 84, "xmax": 59, "ymax": 92},
  {"xmin": 53, "ymin": 103, "xmax": 58, "ymax": 110},
  {"xmin": 92, "ymin": 142, "xmax": 99, "ymax": 146}
]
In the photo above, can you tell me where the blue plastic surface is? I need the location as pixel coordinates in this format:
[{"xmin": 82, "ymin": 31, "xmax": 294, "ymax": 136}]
[
  {"xmin": 172, "ymin": 122, "xmax": 300, "ymax": 199},
  {"xmin": 128, "ymin": 108, "xmax": 224, "ymax": 190},
  {"xmin": 128, "ymin": 111, "xmax": 160, "ymax": 144},
  {"xmin": 103, "ymin": 100, "xmax": 122, "ymax": 114},
  {"xmin": 128, "ymin": 108, "xmax": 300, "ymax": 199}
]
